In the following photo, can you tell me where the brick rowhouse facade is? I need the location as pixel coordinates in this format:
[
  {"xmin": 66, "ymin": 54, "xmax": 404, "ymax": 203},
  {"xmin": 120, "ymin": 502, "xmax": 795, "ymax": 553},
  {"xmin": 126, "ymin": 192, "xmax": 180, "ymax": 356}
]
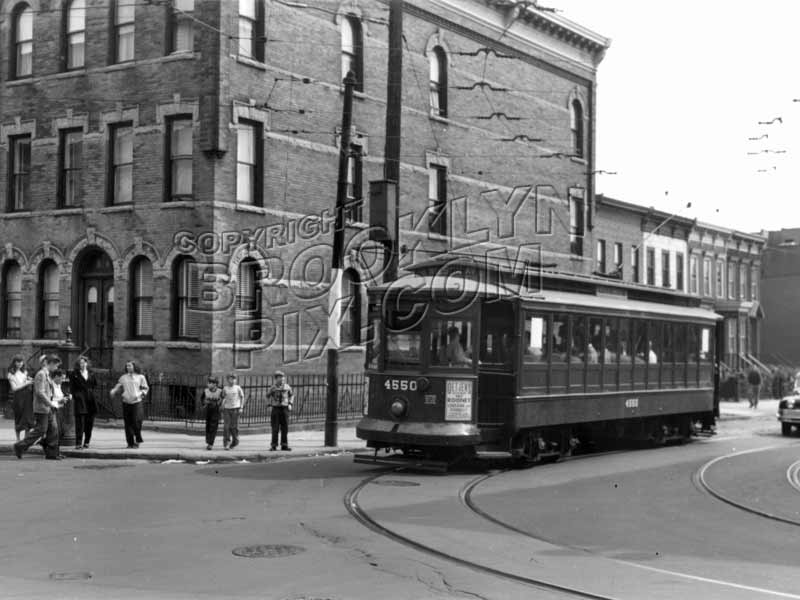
[
  {"xmin": 0, "ymin": 0, "xmax": 609, "ymax": 375},
  {"xmin": 594, "ymin": 195, "xmax": 767, "ymax": 375}
]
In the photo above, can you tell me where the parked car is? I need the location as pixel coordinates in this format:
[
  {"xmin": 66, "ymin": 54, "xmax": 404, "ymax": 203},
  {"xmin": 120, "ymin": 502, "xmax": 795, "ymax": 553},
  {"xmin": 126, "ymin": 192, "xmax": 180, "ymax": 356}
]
[{"xmin": 778, "ymin": 393, "xmax": 800, "ymax": 436}]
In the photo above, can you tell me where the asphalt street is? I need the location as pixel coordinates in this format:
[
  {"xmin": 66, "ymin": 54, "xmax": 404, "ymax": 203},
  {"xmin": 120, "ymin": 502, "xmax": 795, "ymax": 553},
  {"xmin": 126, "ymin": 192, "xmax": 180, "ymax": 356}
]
[{"xmin": 0, "ymin": 403, "xmax": 796, "ymax": 600}]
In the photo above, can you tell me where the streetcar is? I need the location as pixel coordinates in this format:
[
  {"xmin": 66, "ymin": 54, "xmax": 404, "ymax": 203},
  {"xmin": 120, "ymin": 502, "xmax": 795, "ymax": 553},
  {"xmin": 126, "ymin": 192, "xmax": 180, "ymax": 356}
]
[{"xmin": 355, "ymin": 256, "xmax": 721, "ymax": 469}]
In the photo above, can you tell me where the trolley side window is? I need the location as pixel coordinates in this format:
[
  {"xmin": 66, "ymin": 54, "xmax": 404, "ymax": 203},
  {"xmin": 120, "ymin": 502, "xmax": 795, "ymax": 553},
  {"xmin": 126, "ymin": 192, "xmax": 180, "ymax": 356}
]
[
  {"xmin": 700, "ymin": 326, "xmax": 713, "ymax": 362},
  {"xmin": 570, "ymin": 315, "xmax": 587, "ymax": 364},
  {"xmin": 523, "ymin": 314, "xmax": 549, "ymax": 363},
  {"xmin": 552, "ymin": 314, "xmax": 568, "ymax": 363},
  {"xmin": 430, "ymin": 319, "xmax": 473, "ymax": 367}
]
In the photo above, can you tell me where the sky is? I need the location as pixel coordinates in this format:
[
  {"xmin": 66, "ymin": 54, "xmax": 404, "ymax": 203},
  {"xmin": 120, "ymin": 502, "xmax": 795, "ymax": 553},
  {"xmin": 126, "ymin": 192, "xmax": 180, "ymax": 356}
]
[{"xmin": 546, "ymin": 0, "xmax": 800, "ymax": 234}]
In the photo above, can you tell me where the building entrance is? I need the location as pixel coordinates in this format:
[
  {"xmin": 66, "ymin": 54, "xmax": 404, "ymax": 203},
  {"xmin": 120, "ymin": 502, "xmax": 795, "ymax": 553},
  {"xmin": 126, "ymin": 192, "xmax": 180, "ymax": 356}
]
[{"xmin": 75, "ymin": 249, "xmax": 115, "ymax": 369}]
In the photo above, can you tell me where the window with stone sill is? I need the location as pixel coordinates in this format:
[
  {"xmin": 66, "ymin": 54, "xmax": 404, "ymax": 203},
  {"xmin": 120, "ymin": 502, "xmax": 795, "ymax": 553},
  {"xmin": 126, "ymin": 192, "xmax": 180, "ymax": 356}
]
[
  {"xmin": 12, "ymin": 4, "xmax": 33, "ymax": 78},
  {"xmin": 113, "ymin": 0, "xmax": 135, "ymax": 63},
  {"xmin": 169, "ymin": 0, "xmax": 194, "ymax": 54},
  {"xmin": 66, "ymin": 0, "xmax": 86, "ymax": 69}
]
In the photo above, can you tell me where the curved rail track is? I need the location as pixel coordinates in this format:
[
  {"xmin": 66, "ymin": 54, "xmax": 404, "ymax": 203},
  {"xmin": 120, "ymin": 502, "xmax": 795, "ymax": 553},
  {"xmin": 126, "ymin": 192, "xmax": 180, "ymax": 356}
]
[
  {"xmin": 346, "ymin": 446, "xmax": 800, "ymax": 600},
  {"xmin": 694, "ymin": 446, "xmax": 800, "ymax": 527},
  {"xmin": 344, "ymin": 470, "xmax": 620, "ymax": 600}
]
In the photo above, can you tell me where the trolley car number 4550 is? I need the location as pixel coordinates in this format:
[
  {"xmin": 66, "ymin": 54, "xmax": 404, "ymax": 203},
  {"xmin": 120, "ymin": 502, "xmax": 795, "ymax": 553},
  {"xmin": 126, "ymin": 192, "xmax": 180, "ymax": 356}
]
[{"xmin": 384, "ymin": 379, "xmax": 418, "ymax": 391}]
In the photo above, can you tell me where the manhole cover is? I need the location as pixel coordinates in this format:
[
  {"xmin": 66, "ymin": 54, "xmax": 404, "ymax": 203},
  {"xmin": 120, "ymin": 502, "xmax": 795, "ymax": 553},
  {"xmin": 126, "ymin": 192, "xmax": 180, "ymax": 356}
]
[
  {"xmin": 371, "ymin": 480, "xmax": 421, "ymax": 487},
  {"xmin": 49, "ymin": 571, "xmax": 93, "ymax": 581},
  {"xmin": 232, "ymin": 544, "xmax": 306, "ymax": 558},
  {"xmin": 73, "ymin": 464, "xmax": 134, "ymax": 470}
]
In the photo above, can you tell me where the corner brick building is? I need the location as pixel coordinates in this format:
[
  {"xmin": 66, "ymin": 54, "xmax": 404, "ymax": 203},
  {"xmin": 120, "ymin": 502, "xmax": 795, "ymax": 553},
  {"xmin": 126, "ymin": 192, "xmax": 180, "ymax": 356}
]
[{"xmin": 0, "ymin": 0, "xmax": 609, "ymax": 376}]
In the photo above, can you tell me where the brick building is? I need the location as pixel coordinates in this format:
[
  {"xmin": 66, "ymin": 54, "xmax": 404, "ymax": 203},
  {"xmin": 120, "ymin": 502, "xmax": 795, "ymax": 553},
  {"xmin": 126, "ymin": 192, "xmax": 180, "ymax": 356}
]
[
  {"xmin": 594, "ymin": 195, "xmax": 767, "ymax": 374},
  {"xmin": 761, "ymin": 228, "xmax": 800, "ymax": 366},
  {"xmin": 0, "ymin": 0, "xmax": 609, "ymax": 375},
  {"xmin": 687, "ymin": 223, "xmax": 765, "ymax": 374},
  {"xmin": 594, "ymin": 195, "xmax": 692, "ymax": 291}
]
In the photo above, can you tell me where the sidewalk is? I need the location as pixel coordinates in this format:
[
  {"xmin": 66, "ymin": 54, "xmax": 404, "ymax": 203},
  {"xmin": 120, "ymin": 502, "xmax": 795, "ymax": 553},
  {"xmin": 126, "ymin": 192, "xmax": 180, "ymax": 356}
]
[
  {"xmin": 0, "ymin": 400, "xmax": 779, "ymax": 462},
  {"xmin": 718, "ymin": 398, "xmax": 780, "ymax": 420},
  {"xmin": 0, "ymin": 418, "xmax": 365, "ymax": 462}
]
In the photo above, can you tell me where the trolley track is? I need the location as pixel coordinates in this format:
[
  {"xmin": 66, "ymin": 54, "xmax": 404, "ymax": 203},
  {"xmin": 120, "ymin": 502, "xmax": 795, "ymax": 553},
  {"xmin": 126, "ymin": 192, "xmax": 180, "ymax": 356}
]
[
  {"xmin": 344, "ymin": 470, "xmax": 621, "ymax": 600},
  {"xmin": 345, "ymin": 443, "xmax": 800, "ymax": 600},
  {"xmin": 695, "ymin": 445, "xmax": 800, "ymax": 527},
  {"xmin": 787, "ymin": 459, "xmax": 800, "ymax": 494},
  {"xmin": 460, "ymin": 464, "xmax": 800, "ymax": 600}
]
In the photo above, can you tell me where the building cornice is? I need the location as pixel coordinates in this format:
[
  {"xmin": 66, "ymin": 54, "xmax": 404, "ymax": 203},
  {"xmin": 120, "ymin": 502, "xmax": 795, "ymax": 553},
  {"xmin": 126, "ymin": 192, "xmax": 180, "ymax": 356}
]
[
  {"xmin": 484, "ymin": 0, "xmax": 610, "ymax": 58},
  {"xmin": 396, "ymin": 0, "xmax": 607, "ymax": 82}
]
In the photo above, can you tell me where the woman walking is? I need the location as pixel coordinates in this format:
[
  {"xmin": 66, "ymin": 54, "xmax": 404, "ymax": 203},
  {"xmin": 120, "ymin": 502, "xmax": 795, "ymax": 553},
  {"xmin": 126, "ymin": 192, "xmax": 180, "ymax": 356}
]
[
  {"xmin": 69, "ymin": 356, "xmax": 98, "ymax": 449},
  {"xmin": 110, "ymin": 361, "xmax": 149, "ymax": 449},
  {"xmin": 7, "ymin": 355, "xmax": 34, "ymax": 441}
]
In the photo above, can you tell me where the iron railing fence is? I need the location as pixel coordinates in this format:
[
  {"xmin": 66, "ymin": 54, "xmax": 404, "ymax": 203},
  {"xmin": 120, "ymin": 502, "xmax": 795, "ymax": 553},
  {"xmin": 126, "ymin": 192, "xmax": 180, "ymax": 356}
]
[{"xmin": 2, "ymin": 372, "xmax": 367, "ymax": 427}]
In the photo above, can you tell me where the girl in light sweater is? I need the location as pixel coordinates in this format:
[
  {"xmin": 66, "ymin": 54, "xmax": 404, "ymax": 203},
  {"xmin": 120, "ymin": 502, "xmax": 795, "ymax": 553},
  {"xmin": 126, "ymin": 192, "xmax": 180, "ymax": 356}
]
[{"xmin": 110, "ymin": 361, "xmax": 149, "ymax": 449}]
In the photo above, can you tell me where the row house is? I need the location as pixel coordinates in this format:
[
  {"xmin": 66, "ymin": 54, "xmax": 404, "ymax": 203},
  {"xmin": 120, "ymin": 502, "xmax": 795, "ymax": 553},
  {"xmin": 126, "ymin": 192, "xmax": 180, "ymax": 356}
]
[
  {"xmin": 0, "ymin": 0, "xmax": 609, "ymax": 374},
  {"xmin": 594, "ymin": 195, "xmax": 692, "ymax": 293},
  {"xmin": 688, "ymin": 223, "xmax": 765, "ymax": 374},
  {"xmin": 594, "ymin": 196, "xmax": 767, "ymax": 375}
]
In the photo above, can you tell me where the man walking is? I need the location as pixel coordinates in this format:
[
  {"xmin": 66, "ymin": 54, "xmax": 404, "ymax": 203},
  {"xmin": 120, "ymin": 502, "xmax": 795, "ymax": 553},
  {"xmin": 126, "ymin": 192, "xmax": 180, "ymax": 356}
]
[
  {"xmin": 747, "ymin": 367, "xmax": 762, "ymax": 409},
  {"xmin": 268, "ymin": 370, "xmax": 294, "ymax": 451},
  {"xmin": 14, "ymin": 355, "xmax": 64, "ymax": 460}
]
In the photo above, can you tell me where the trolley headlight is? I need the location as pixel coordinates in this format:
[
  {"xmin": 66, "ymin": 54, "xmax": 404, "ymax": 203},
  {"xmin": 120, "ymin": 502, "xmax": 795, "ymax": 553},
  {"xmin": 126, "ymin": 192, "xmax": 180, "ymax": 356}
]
[{"xmin": 390, "ymin": 397, "xmax": 407, "ymax": 418}]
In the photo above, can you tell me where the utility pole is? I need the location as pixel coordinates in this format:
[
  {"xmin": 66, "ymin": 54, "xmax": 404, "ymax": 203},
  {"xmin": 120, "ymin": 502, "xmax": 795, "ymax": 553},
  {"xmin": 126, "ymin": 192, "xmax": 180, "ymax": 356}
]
[
  {"xmin": 383, "ymin": 0, "xmax": 403, "ymax": 281},
  {"xmin": 325, "ymin": 71, "xmax": 357, "ymax": 448}
]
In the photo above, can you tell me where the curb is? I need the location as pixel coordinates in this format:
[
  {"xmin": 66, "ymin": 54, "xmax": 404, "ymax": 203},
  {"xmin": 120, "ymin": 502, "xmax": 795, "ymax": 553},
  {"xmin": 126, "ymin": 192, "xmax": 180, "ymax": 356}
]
[{"xmin": 0, "ymin": 444, "xmax": 364, "ymax": 463}]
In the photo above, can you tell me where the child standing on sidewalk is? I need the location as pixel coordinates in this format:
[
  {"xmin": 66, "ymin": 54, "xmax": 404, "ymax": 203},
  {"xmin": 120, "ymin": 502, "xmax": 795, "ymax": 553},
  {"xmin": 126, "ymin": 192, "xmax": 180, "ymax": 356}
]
[
  {"xmin": 221, "ymin": 373, "xmax": 245, "ymax": 450},
  {"xmin": 268, "ymin": 370, "xmax": 294, "ymax": 451},
  {"xmin": 51, "ymin": 369, "xmax": 71, "ymax": 441},
  {"xmin": 201, "ymin": 376, "xmax": 223, "ymax": 450}
]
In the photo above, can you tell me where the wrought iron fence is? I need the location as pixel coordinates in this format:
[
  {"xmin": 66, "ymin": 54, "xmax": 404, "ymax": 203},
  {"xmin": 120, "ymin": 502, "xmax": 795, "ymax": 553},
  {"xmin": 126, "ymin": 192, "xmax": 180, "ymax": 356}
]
[{"xmin": 87, "ymin": 371, "xmax": 366, "ymax": 426}]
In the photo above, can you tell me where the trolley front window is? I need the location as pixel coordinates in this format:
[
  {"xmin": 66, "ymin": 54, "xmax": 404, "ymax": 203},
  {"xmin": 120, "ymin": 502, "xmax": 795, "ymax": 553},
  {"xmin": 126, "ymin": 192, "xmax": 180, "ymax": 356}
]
[
  {"xmin": 386, "ymin": 330, "xmax": 421, "ymax": 367},
  {"xmin": 430, "ymin": 319, "xmax": 473, "ymax": 367}
]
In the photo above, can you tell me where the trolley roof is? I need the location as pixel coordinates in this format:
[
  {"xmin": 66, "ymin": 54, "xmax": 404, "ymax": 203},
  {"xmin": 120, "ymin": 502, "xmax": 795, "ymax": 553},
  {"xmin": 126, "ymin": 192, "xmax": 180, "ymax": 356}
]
[{"xmin": 370, "ymin": 274, "xmax": 721, "ymax": 322}]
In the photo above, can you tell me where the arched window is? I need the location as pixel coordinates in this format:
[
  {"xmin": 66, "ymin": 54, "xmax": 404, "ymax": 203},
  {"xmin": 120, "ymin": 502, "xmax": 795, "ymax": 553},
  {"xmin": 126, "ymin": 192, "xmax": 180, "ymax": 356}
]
[
  {"xmin": 66, "ymin": 0, "xmax": 86, "ymax": 69},
  {"xmin": 12, "ymin": 4, "xmax": 33, "ymax": 78},
  {"xmin": 429, "ymin": 46, "xmax": 447, "ymax": 117},
  {"xmin": 235, "ymin": 258, "xmax": 262, "ymax": 342},
  {"xmin": 38, "ymin": 261, "xmax": 60, "ymax": 339},
  {"xmin": 340, "ymin": 269, "xmax": 361, "ymax": 345},
  {"xmin": 2, "ymin": 261, "xmax": 22, "ymax": 339},
  {"xmin": 570, "ymin": 99, "xmax": 584, "ymax": 158},
  {"xmin": 173, "ymin": 256, "xmax": 199, "ymax": 339},
  {"xmin": 130, "ymin": 257, "xmax": 153, "ymax": 338},
  {"xmin": 341, "ymin": 15, "xmax": 363, "ymax": 91}
]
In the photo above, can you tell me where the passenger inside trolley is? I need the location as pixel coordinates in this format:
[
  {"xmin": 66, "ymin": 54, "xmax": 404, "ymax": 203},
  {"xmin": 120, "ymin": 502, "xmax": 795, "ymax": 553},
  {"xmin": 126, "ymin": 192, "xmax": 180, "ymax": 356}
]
[{"xmin": 439, "ymin": 326, "xmax": 471, "ymax": 365}]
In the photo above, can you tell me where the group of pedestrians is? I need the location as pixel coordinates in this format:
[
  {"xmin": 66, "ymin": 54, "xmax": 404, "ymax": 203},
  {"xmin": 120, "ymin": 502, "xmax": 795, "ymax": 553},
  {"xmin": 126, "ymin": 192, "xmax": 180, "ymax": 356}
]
[
  {"xmin": 10, "ymin": 354, "xmax": 99, "ymax": 459},
  {"xmin": 9, "ymin": 356, "xmax": 295, "ymax": 458},
  {"xmin": 200, "ymin": 369, "xmax": 294, "ymax": 451}
]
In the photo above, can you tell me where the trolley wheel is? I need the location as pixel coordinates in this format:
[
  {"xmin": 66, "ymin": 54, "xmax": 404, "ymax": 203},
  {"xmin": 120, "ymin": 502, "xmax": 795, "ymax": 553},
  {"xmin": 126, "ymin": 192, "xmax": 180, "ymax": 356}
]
[{"xmin": 782, "ymin": 422, "xmax": 793, "ymax": 437}]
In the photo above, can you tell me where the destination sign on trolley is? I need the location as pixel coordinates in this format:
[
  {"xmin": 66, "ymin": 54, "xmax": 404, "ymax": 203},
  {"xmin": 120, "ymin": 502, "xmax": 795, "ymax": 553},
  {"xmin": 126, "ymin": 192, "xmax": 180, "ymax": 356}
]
[{"xmin": 445, "ymin": 380, "xmax": 473, "ymax": 421}]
